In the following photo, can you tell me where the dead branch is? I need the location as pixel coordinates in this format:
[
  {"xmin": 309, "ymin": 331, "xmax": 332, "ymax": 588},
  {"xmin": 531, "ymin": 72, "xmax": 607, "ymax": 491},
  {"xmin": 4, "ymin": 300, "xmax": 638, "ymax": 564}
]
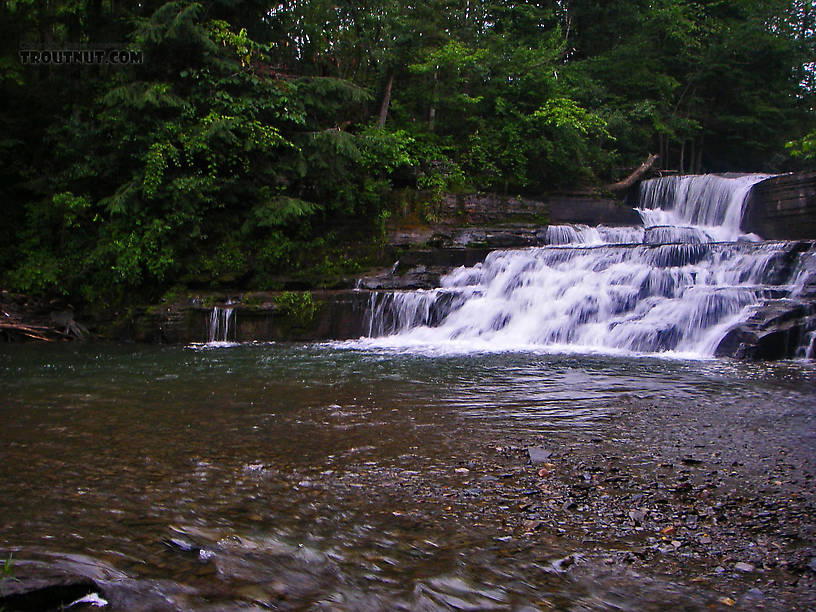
[
  {"xmin": 0, "ymin": 320, "xmax": 70, "ymax": 342},
  {"xmin": 605, "ymin": 153, "xmax": 660, "ymax": 194}
]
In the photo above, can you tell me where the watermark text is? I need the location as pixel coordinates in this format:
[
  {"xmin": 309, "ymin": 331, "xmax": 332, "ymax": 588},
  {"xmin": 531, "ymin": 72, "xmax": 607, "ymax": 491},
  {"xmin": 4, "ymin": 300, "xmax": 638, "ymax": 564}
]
[{"xmin": 19, "ymin": 47, "xmax": 143, "ymax": 66}]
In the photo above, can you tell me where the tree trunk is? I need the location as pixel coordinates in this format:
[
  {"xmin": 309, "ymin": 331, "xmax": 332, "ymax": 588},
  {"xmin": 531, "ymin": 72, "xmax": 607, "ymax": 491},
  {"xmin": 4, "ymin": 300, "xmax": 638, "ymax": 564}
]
[
  {"xmin": 658, "ymin": 134, "xmax": 667, "ymax": 170},
  {"xmin": 690, "ymin": 138, "xmax": 696, "ymax": 174},
  {"xmin": 429, "ymin": 70, "xmax": 438, "ymax": 131},
  {"xmin": 377, "ymin": 72, "xmax": 394, "ymax": 128}
]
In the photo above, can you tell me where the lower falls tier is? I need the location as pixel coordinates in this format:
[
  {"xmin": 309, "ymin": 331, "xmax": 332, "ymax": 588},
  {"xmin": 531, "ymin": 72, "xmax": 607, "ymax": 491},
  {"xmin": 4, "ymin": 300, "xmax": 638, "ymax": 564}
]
[
  {"xmin": 363, "ymin": 240, "xmax": 816, "ymax": 359},
  {"xmin": 120, "ymin": 238, "xmax": 815, "ymax": 360},
  {"xmin": 357, "ymin": 174, "xmax": 816, "ymax": 359}
]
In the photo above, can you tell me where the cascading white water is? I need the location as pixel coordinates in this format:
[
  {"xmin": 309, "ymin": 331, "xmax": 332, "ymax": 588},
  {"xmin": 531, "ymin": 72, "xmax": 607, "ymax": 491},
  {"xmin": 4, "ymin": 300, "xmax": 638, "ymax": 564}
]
[
  {"xmin": 208, "ymin": 306, "xmax": 235, "ymax": 343},
  {"xmin": 361, "ymin": 173, "xmax": 811, "ymax": 358},
  {"xmin": 544, "ymin": 224, "xmax": 645, "ymax": 245},
  {"xmin": 637, "ymin": 174, "xmax": 772, "ymax": 242}
]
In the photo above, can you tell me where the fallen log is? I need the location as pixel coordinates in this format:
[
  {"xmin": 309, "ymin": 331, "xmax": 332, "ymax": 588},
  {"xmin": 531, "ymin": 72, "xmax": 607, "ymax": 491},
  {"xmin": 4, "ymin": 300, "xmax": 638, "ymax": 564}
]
[
  {"xmin": 0, "ymin": 320, "xmax": 70, "ymax": 342},
  {"xmin": 605, "ymin": 153, "xmax": 660, "ymax": 194}
]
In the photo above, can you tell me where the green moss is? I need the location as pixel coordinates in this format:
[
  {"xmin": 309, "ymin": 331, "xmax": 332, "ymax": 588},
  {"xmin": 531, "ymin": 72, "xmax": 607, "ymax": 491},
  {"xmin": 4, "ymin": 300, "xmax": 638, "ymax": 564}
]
[
  {"xmin": 273, "ymin": 291, "xmax": 319, "ymax": 328},
  {"xmin": 241, "ymin": 292, "xmax": 266, "ymax": 306}
]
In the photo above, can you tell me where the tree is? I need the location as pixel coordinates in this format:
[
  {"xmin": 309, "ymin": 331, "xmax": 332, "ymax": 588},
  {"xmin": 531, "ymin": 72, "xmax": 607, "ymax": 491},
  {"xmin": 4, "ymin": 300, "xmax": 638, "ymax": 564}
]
[{"xmin": 2, "ymin": 0, "xmax": 813, "ymax": 306}]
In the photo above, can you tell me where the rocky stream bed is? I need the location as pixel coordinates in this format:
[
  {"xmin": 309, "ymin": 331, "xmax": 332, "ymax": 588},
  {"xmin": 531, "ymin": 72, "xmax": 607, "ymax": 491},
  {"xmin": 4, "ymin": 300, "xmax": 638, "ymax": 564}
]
[{"xmin": 2, "ymin": 381, "xmax": 814, "ymax": 611}]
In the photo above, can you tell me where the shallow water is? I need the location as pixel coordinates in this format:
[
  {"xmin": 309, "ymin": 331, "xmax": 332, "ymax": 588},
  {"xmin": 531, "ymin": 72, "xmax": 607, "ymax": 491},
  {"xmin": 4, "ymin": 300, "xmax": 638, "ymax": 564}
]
[{"xmin": 1, "ymin": 342, "xmax": 814, "ymax": 609}]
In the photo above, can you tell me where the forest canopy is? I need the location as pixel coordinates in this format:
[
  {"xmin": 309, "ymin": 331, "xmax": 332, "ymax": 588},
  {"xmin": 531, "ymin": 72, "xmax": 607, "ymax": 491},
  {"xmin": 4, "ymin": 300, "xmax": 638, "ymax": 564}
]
[{"xmin": 1, "ymin": 0, "xmax": 814, "ymax": 304}]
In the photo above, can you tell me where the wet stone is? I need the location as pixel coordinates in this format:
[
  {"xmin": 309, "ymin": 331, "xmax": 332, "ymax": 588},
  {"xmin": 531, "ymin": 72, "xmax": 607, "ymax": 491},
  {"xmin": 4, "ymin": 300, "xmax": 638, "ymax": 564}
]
[
  {"xmin": 629, "ymin": 509, "xmax": 646, "ymax": 524},
  {"xmin": 163, "ymin": 537, "xmax": 199, "ymax": 554},
  {"xmin": 527, "ymin": 447, "xmax": 552, "ymax": 464},
  {"xmin": 0, "ymin": 579, "xmax": 101, "ymax": 611},
  {"xmin": 743, "ymin": 588, "xmax": 765, "ymax": 601}
]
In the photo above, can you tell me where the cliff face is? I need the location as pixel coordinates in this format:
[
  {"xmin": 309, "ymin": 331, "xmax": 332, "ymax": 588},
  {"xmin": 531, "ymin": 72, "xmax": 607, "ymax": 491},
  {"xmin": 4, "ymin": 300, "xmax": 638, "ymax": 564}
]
[
  {"xmin": 435, "ymin": 192, "xmax": 642, "ymax": 226},
  {"xmin": 743, "ymin": 172, "xmax": 816, "ymax": 240}
]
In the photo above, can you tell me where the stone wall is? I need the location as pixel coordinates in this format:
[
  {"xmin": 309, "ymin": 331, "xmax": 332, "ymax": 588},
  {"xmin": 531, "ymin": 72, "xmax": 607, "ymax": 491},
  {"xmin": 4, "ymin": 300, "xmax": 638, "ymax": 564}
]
[
  {"xmin": 439, "ymin": 193, "xmax": 641, "ymax": 226},
  {"xmin": 231, "ymin": 291, "xmax": 371, "ymax": 342},
  {"xmin": 743, "ymin": 172, "xmax": 816, "ymax": 239},
  {"xmin": 547, "ymin": 196, "xmax": 642, "ymax": 225},
  {"xmin": 120, "ymin": 290, "xmax": 372, "ymax": 344}
]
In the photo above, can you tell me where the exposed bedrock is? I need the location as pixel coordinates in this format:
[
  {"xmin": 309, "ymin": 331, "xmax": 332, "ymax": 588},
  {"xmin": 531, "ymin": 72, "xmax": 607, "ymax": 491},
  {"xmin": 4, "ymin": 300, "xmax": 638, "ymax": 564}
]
[
  {"xmin": 743, "ymin": 171, "xmax": 816, "ymax": 240},
  {"xmin": 716, "ymin": 244, "xmax": 816, "ymax": 360}
]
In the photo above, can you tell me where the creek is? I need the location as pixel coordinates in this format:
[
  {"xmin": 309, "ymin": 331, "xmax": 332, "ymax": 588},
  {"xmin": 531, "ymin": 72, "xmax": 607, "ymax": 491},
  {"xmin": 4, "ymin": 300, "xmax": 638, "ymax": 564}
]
[{"xmin": 1, "ymin": 343, "xmax": 814, "ymax": 609}]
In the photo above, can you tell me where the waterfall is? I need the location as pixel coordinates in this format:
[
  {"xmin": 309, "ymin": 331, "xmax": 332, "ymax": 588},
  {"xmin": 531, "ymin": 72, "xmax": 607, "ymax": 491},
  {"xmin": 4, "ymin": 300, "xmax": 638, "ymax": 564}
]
[
  {"xmin": 805, "ymin": 332, "xmax": 816, "ymax": 360},
  {"xmin": 208, "ymin": 306, "xmax": 235, "ymax": 344},
  {"xmin": 543, "ymin": 224, "xmax": 645, "ymax": 246},
  {"xmin": 360, "ymin": 173, "xmax": 813, "ymax": 358},
  {"xmin": 636, "ymin": 174, "xmax": 772, "ymax": 242}
]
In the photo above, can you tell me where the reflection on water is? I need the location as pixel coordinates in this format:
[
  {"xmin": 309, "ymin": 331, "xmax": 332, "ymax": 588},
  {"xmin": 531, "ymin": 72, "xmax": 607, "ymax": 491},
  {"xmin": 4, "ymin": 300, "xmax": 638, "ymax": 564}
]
[{"xmin": 0, "ymin": 343, "xmax": 814, "ymax": 609}]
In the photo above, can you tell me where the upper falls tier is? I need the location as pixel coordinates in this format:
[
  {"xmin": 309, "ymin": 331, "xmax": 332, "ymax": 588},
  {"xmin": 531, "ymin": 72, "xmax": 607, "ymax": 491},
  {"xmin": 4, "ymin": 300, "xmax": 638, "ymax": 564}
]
[{"xmin": 636, "ymin": 173, "xmax": 773, "ymax": 242}]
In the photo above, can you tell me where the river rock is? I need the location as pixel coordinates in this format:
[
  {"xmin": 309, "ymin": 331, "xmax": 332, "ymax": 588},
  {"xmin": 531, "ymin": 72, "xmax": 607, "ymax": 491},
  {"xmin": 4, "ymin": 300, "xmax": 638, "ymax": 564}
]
[
  {"xmin": 629, "ymin": 509, "xmax": 647, "ymax": 524},
  {"xmin": 743, "ymin": 588, "xmax": 765, "ymax": 601},
  {"xmin": 0, "ymin": 572, "xmax": 100, "ymax": 611},
  {"xmin": 714, "ymin": 298, "xmax": 816, "ymax": 360},
  {"xmin": 527, "ymin": 447, "xmax": 552, "ymax": 464}
]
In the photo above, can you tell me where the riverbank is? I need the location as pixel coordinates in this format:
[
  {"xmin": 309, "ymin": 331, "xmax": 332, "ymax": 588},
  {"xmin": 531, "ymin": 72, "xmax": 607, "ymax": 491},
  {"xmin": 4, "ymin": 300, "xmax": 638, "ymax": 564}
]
[
  {"xmin": 437, "ymin": 384, "xmax": 816, "ymax": 609},
  {"xmin": 302, "ymin": 370, "xmax": 816, "ymax": 610}
]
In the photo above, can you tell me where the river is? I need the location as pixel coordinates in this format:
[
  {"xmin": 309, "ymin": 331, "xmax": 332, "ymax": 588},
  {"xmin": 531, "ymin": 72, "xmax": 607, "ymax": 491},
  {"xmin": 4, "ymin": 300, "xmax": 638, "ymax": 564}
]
[{"xmin": 1, "ymin": 342, "xmax": 814, "ymax": 610}]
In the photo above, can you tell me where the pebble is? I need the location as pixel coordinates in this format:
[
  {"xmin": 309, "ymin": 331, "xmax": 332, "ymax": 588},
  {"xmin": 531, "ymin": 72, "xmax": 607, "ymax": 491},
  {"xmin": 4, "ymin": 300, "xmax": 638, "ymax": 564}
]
[
  {"xmin": 744, "ymin": 588, "xmax": 764, "ymax": 601},
  {"xmin": 734, "ymin": 561, "xmax": 755, "ymax": 573},
  {"xmin": 628, "ymin": 509, "xmax": 646, "ymax": 524}
]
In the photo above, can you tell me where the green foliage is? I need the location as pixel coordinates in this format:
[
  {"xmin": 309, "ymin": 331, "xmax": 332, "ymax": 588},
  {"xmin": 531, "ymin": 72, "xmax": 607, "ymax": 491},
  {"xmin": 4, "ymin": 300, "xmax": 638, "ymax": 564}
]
[
  {"xmin": 11, "ymin": 249, "xmax": 64, "ymax": 296},
  {"xmin": 1, "ymin": 0, "xmax": 813, "ymax": 307},
  {"xmin": 376, "ymin": 209, "xmax": 392, "ymax": 243},
  {"xmin": 1, "ymin": 553, "xmax": 16, "ymax": 581},
  {"xmin": 534, "ymin": 98, "xmax": 610, "ymax": 138},
  {"xmin": 787, "ymin": 130, "xmax": 816, "ymax": 161},
  {"xmin": 249, "ymin": 196, "xmax": 320, "ymax": 228},
  {"xmin": 201, "ymin": 236, "xmax": 249, "ymax": 281},
  {"xmin": 358, "ymin": 127, "xmax": 415, "ymax": 174},
  {"xmin": 273, "ymin": 291, "xmax": 318, "ymax": 326}
]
